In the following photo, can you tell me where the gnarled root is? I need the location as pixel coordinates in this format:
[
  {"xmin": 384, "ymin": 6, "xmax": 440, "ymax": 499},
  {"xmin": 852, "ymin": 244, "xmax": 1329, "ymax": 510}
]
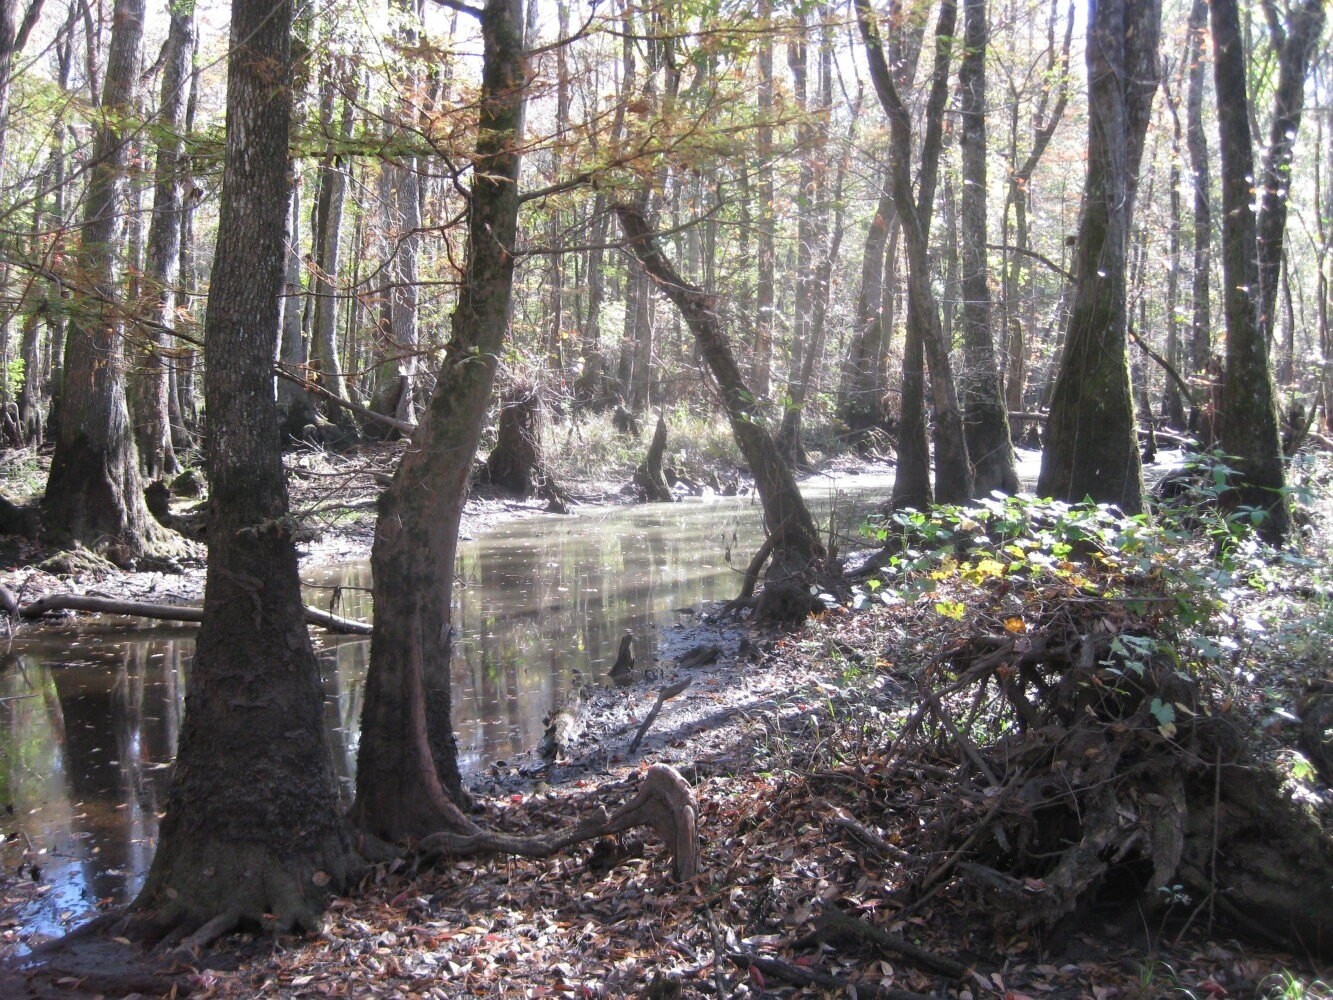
[{"xmin": 418, "ymin": 764, "xmax": 699, "ymax": 881}]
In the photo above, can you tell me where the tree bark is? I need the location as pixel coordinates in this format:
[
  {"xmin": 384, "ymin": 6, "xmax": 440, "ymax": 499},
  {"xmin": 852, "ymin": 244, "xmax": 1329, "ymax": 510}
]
[
  {"xmin": 351, "ymin": 0, "xmax": 527, "ymax": 842},
  {"xmin": 957, "ymin": 0, "xmax": 1016, "ymax": 497},
  {"xmin": 1210, "ymin": 0, "xmax": 1289, "ymax": 543},
  {"xmin": 615, "ymin": 205, "xmax": 824, "ymax": 582},
  {"xmin": 131, "ymin": 0, "xmax": 357, "ymax": 934},
  {"xmin": 1255, "ymin": 0, "xmax": 1326, "ymax": 347},
  {"xmin": 133, "ymin": 8, "xmax": 194, "ymax": 480},
  {"xmin": 1037, "ymin": 0, "xmax": 1159, "ymax": 514},
  {"xmin": 43, "ymin": 0, "xmax": 173, "ymax": 559},
  {"xmin": 857, "ymin": 0, "xmax": 973, "ymax": 505},
  {"xmin": 1185, "ymin": 0, "xmax": 1212, "ymax": 377}
]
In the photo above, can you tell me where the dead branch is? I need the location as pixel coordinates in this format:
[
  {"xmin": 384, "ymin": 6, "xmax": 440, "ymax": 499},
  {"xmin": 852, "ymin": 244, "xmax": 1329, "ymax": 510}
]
[
  {"xmin": 805, "ymin": 908, "xmax": 970, "ymax": 980},
  {"xmin": 629, "ymin": 679, "xmax": 692, "ymax": 754},
  {"xmin": 727, "ymin": 952, "xmax": 936, "ymax": 1000}
]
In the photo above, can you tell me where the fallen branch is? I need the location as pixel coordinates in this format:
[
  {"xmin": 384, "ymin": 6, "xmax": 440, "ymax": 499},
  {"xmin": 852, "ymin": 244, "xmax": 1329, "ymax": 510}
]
[
  {"xmin": 629, "ymin": 679, "xmax": 692, "ymax": 754},
  {"xmin": 10, "ymin": 593, "xmax": 372, "ymax": 635},
  {"xmin": 419, "ymin": 763, "xmax": 699, "ymax": 881},
  {"xmin": 727, "ymin": 952, "xmax": 935, "ymax": 1000},
  {"xmin": 802, "ymin": 908, "xmax": 970, "ymax": 981}
]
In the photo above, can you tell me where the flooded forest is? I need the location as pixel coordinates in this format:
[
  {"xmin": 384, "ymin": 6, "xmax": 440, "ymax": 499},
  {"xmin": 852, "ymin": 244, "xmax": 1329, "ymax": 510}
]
[{"xmin": 3, "ymin": 0, "xmax": 1333, "ymax": 996}]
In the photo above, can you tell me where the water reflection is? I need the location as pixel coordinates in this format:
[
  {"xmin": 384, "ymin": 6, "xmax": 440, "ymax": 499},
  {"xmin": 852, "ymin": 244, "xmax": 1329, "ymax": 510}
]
[{"xmin": 0, "ymin": 478, "xmax": 894, "ymax": 940}]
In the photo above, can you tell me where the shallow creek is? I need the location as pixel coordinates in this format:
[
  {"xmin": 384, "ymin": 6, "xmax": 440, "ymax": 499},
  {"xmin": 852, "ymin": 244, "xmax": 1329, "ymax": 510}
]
[{"xmin": 0, "ymin": 473, "xmax": 901, "ymax": 938}]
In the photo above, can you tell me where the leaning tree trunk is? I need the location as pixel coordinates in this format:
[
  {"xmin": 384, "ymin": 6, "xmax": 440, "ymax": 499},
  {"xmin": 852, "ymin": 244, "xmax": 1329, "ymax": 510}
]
[
  {"xmin": 42, "ymin": 0, "xmax": 172, "ymax": 560},
  {"xmin": 1037, "ymin": 0, "xmax": 1159, "ymax": 513},
  {"xmin": 130, "ymin": 0, "xmax": 357, "ymax": 936},
  {"xmin": 615, "ymin": 205, "xmax": 824, "ymax": 584},
  {"xmin": 957, "ymin": 0, "xmax": 1017, "ymax": 497},
  {"xmin": 351, "ymin": 0, "xmax": 527, "ymax": 842},
  {"xmin": 1210, "ymin": 0, "xmax": 1289, "ymax": 544}
]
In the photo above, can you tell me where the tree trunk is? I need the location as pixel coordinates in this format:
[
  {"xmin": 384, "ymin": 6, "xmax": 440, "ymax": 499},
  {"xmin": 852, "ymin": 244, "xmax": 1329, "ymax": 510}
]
[
  {"xmin": 1255, "ymin": 0, "xmax": 1326, "ymax": 347},
  {"xmin": 1001, "ymin": 0, "xmax": 1073, "ymax": 421},
  {"xmin": 133, "ymin": 8, "xmax": 194, "ymax": 480},
  {"xmin": 1037, "ymin": 0, "xmax": 1159, "ymax": 514},
  {"xmin": 957, "ymin": 0, "xmax": 1016, "ymax": 497},
  {"xmin": 43, "ymin": 0, "xmax": 173, "ymax": 560},
  {"xmin": 616, "ymin": 205, "xmax": 824, "ymax": 582},
  {"xmin": 277, "ymin": 173, "xmax": 320, "ymax": 440},
  {"xmin": 351, "ymin": 0, "xmax": 527, "ymax": 842},
  {"xmin": 753, "ymin": 0, "xmax": 774, "ymax": 400},
  {"xmin": 1210, "ymin": 0, "xmax": 1289, "ymax": 544},
  {"xmin": 309, "ymin": 69, "xmax": 357, "ymax": 414},
  {"xmin": 837, "ymin": 181, "xmax": 893, "ymax": 441},
  {"xmin": 857, "ymin": 0, "xmax": 974, "ymax": 505},
  {"xmin": 0, "ymin": 0, "xmax": 45, "ymax": 182},
  {"xmin": 1185, "ymin": 0, "xmax": 1211, "ymax": 376},
  {"xmin": 131, "ymin": 0, "xmax": 356, "ymax": 935}
]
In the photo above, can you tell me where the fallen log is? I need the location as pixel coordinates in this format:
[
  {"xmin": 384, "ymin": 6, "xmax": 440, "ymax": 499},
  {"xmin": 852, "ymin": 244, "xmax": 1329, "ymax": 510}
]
[
  {"xmin": 726, "ymin": 952, "xmax": 935, "ymax": 1000},
  {"xmin": 8, "ymin": 592, "xmax": 372, "ymax": 635}
]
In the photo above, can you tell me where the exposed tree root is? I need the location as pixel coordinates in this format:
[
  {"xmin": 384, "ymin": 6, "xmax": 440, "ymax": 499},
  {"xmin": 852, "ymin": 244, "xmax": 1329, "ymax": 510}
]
[
  {"xmin": 419, "ymin": 763, "xmax": 698, "ymax": 882},
  {"xmin": 882, "ymin": 588, "xmax": 1333, "ymax": 957}
]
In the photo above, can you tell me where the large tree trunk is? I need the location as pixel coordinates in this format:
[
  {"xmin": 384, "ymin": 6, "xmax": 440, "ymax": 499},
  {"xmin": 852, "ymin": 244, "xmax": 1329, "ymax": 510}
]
[
  {"xmin": 957, "ymin": 0, "xmax": 1016, "ymax": 497},
  {"xmin": 1210, "ymin": 0, "xmax": 1289, "ymax": 544},
  {"xmin": 1037, "ymin": 0, "xmax": 1159, "ymax": 513},
  {"xmin": 131, "ymin": 0, "xmax": 356, "ymax": 935},
  {"xmin": 351, "ymin": 0, "xmax": 527, "ymax": 842},
  {"xmin": 615, "ymin": 205, "xmax": 824, "ymax": 583},
  {"xmin": 42, "ymin": 0, "xmax": 172, "ymax": 560},
  {"xmin": 132, "ymin": 7, "xmax": 194, "ymax": 480},
  {"xmin": 857, "ymin": 0, "xmax": 973, "ymax": 505}
]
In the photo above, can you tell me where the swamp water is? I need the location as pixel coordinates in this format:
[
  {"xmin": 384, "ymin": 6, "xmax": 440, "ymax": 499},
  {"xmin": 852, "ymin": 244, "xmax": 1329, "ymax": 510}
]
[{"xmin": 0, "ymin": 474, "xmax": 898, "ymax": 939}]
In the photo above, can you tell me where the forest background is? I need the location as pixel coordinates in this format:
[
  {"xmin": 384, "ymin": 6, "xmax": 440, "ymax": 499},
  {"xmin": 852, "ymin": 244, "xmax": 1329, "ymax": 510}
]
[{"xmin": 2, "ymin": 0, "xmax": 1333, "ymax": 994}]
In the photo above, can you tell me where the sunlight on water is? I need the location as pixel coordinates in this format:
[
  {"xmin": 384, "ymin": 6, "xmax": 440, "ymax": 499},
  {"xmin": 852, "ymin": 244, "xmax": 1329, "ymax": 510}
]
[{"xmin": 0, "ymin": 474, "xmax": 896, "ymax": 942}]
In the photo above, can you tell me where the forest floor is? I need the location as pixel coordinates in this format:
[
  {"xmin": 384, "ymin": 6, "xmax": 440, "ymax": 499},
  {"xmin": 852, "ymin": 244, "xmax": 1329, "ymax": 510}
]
[{"xmin": 2, "ymin": 433, "xmax": 1333, "ymax": 999}]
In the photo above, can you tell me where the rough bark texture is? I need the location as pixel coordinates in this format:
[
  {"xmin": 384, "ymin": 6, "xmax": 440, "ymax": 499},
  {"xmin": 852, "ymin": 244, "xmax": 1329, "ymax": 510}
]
[
  {"xmin": 615, "ymin": 205, "xmax": 824, "ymax": 584},
  {"xmin": 1037, "ymin": 0, "xmax": 1158, "ymax": 513},
  {"xmin": 1210, "ymin": 0, "xmax": 1289, "ymax": 543},
  {"xmin": 857, "ymin": 0, "xmax": 974, "ymax": 506},
  {"xmin": 351, "ymin": 0, "xmax": 526, "ymax": 842},
  {"xmin": 42, "ymin": 0, "xmax": 172, "ymax": 560},
  {"xmin": 957, "ymin": 0, "xmax": 1017, "ymax": 498},
  {"xmin": 130, "ymin": 0, "xmax": 357, "ymax": 935}
]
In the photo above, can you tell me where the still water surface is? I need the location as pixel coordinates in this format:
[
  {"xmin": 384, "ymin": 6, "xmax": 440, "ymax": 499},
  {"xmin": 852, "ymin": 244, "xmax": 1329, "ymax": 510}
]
[{"xmin": 0, "ymin": 475, "xmax": 896, "ymax": 937}]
